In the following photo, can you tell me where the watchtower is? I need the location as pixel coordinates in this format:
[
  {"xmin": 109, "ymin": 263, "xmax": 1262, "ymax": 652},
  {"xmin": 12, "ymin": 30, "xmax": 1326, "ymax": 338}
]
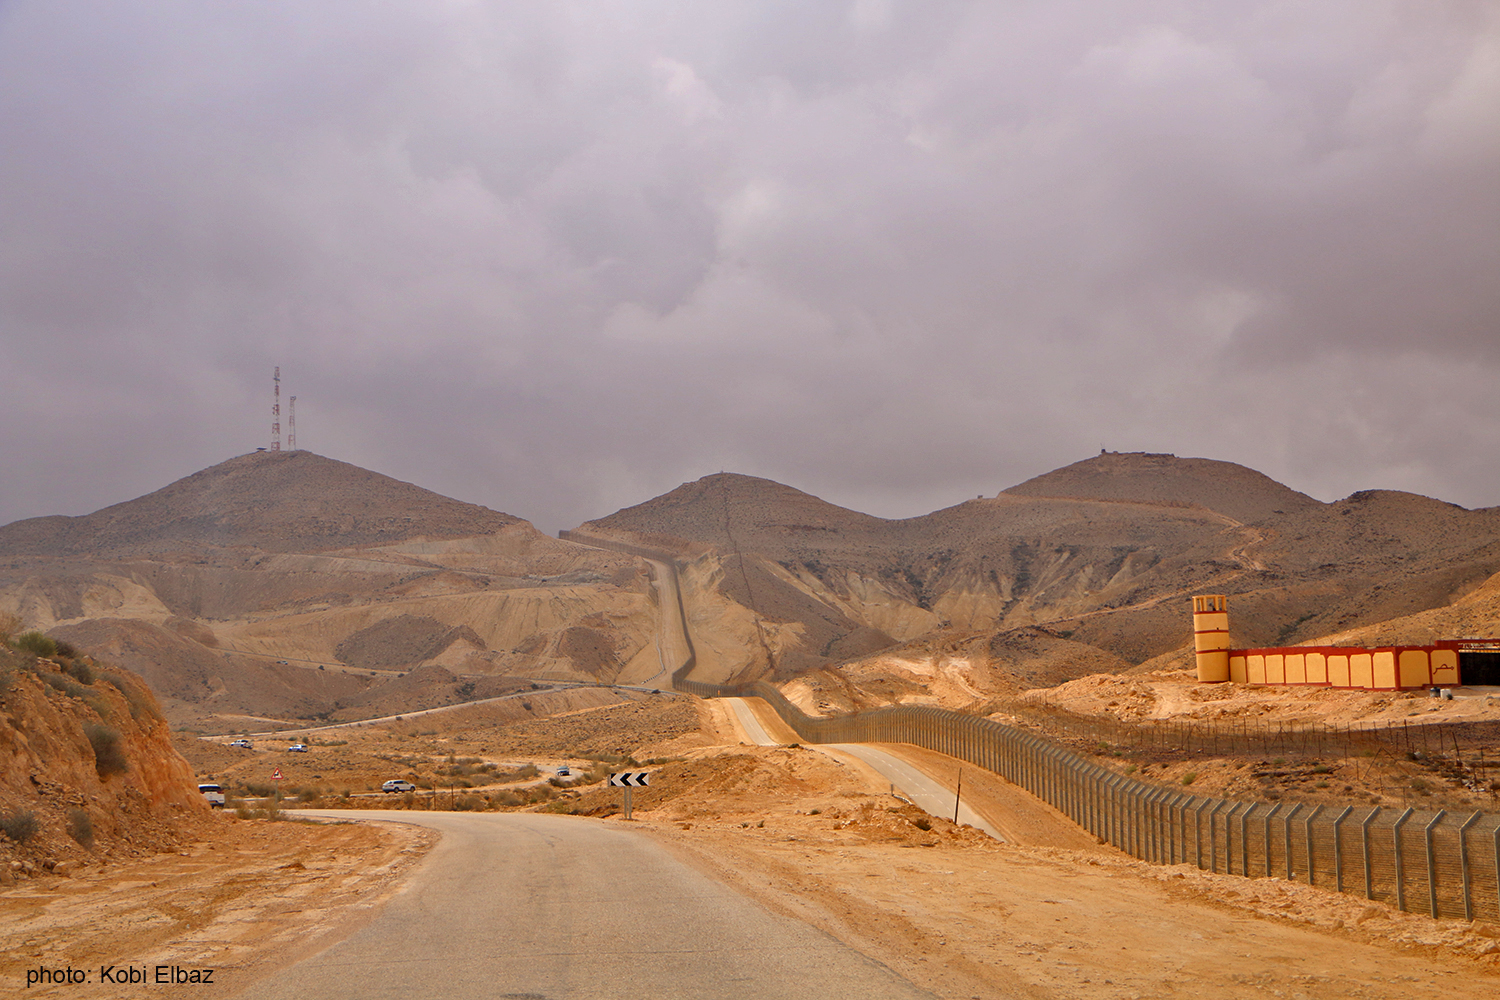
[{"xmin": 1192, "ymin": 595, "xmax": 1230, "ymax": 682}]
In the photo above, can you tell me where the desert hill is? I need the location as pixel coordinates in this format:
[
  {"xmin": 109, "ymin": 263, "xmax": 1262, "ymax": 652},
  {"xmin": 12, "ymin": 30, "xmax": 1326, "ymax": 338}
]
[
  {"xmin": 581, "ymin": 453, "xmax": 1500, "ymax": 703},
  {"xmin": 1003, "ymin": 451, "xmax": 1321, "ymax": 524},
  {"xmin": 0, "ymin": 450, "xmax": 520, "ymax": 557},
  {"xmin": 0, "ymin": 453, "xmax": 663, "ymax": 731},
  {"xmin": 8, "ymin": 449, "xmax": 1500, "ymax": 729}
]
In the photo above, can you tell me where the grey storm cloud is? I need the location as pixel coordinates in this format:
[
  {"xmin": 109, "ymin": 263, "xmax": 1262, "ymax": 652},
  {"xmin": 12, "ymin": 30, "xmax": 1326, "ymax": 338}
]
[{"xmin": 1, "ymin": 1, "xmax": 1497, "ymax": 533}]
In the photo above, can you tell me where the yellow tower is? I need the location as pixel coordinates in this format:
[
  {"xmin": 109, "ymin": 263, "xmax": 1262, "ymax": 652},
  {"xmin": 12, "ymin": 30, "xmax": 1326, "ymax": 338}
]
[{"xmin": 1193, "ymin": 595, "xmax": 1230, "ymax": 682}]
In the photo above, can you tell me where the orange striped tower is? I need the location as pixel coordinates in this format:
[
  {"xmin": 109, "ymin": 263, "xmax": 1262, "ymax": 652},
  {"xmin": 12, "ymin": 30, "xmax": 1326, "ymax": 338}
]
[{"xmin": 1192, "ymin": 595, "xmax": 1230, "ymax": 682}]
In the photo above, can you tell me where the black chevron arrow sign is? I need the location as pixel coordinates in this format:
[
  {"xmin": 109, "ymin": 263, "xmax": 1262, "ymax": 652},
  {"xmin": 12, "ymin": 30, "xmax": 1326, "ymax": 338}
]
[{"xmin": 608, "ymin": 772, "xmax": 651, "ymax": 787}]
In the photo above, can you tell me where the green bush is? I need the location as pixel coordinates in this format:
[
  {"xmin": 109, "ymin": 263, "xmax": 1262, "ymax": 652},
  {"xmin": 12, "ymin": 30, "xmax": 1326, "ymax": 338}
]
[
  {"xmin": 64, "ymin": 659, "xmax": 93, "ymax": 685},
  {"xmin": 66, "ymin": 808, "xmax": 94, "ymax": 848},
  {"xmin": 13, "ymin": 631, "xmax": 58, "ymax": 657},
  {"xmin": 0, "ymin": 811, "xmax": 39, "ymax": 843},
  {"xmin": 1181, "ymin": 772, "xmax": 1198, "ymax": 785},
  {"xmin": 83, "ymin": 723, "xmax": 129, "ymax": 777}
]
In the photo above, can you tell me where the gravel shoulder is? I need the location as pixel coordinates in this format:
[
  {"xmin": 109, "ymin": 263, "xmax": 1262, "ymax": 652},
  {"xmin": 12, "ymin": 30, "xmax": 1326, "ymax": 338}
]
[{"xmin": 0, "ymin": 815, "xmax": 432, "ymax": 998}]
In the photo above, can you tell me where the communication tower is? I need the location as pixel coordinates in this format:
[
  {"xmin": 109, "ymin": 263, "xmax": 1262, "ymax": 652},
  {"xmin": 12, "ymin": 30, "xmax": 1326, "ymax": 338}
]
[
  {"xmin": 271, "ymin": 367, "xmax": 281, "ymax": 451},
  {"xmin": 288, "ymin": 396, "xmax": 297, "ymax": 451}
]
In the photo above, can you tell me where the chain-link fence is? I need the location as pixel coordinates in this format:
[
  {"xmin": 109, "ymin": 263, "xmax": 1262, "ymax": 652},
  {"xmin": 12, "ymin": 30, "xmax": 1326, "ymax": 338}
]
[{"xmin": 559, "ymin": 532, "xmax": 1500, "ymax": 921}]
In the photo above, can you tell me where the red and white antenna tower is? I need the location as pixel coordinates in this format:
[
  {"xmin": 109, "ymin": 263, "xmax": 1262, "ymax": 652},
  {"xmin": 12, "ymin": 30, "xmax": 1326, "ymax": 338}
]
[
  {"xmin": 288, "ymin": 395, "xmax": 297, "ymax": 451},
  {"xmin": 271, "ymin": 367, "xmax": 281, "ymax": 451}
]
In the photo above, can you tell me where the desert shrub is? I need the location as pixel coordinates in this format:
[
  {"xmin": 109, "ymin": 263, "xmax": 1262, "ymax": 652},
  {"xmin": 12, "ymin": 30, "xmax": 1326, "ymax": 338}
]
[
  {"xmin": 0, "ymin": 811, "xmax": 39, "ymax": 843},
  {"xmin": 0, "ymin": 612, "xmax": 20, "ymax": 642},
  {"xmin": 66, "ymin": 808, "xmax": 94, "ymax": 848},
  {"xmin": 102, "ymin": 673, "xmax": 152, "ymax": 720},
  {"xmin": 63, "ymin": 659, "xmax": 93, "ymax": 685},
  {"xmin": 453, "ymin": 794, "xmax": 485, "ymax": 811},
  {"xmin": 1181, "ymin": 773, "xmax": 1198, "ymax": 785},
  {"xmin": 84, "ymin": 723, "xmax": 129, "ymax": 777},
  {"xmin": 53, "ymin": 640, "xmax": 78, "ymax": 659},
  {"xmin": 492, "ymin": 790, "xmax": 523, "ymax": 807},
  {"xmin": 13, "ymin": 631, "xmax": 57, "ymax": 657},
  {"xmin": 43, "ymin": 672, "xmax": 87, "ymax": 700}
]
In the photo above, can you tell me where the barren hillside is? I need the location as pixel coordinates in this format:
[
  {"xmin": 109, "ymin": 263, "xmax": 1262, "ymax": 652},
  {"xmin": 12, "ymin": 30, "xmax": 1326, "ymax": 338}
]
[
  {"xmin": 585, "ymin": 453, "xmax": 1500, "ymax": 704},
  {"xmin": 0, "ymin": 453, "xmax": 661, "ymax": 730},
  {"xmin": 0, "ymin": 639, "xmax": 207, "ymax": 881}
]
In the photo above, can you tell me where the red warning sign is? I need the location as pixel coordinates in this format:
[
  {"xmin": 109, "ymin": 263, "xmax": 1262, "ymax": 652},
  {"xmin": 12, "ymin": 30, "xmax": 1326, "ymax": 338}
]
[{"xmin": 272, "ymin": 768, "xmax": 284, "ymax": 781}]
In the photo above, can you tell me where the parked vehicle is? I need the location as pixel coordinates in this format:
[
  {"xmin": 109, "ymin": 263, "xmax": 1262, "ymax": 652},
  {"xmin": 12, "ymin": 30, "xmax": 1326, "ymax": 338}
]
[
  {"xmin": 556, "ymin": 766, "xmax": 571, "ymax": 777},
  {"xmin": 229, "ymin": 739, "xmax": 252, "ymax": 749},
  {"xmin": 198, "ymin": 783, "xmax": 225, "ymax": 808},
  {"xmin": 287, "ymin": 743, "xmax": 308, "ymax": 752},
  {"xmin": 381, "ymin": 779, "xmax": 417, "ymax": 793}
]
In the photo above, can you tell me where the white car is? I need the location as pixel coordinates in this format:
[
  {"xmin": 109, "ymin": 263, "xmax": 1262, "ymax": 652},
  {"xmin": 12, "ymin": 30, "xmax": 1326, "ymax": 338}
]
[
  {"xmin": 228, "ymin": 739, "xmax": 252, "ymax": 749},
  {"xmin": 198, "ymin": 783, "xmax": 225, "ymax": 808},
  {"xmin": 381, "ymin": 780, "xmax": 417, "ymax": 793},
  {"xmin": 287, "ymin": 743, "xmax": 308, "ymax": 752}
]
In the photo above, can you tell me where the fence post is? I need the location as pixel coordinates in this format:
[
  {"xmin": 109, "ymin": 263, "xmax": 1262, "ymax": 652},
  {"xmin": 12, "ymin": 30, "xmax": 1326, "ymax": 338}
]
[
  {"xmin": 1304, "ymin": 805, "xmax": 1325, "ymax": 886},
  {"xmin": 1361, "ymin": 807, "xmax": 1381, "ymax": 900},
  {"xmin": 1223, "ymin": 802, "xmax": 1242, "ymax": 874},
  {"xmin": 1331, "ymin": 806, "xmax": 1353, "ymax": 893},
  {"xmin": 1240, "ymin": 804, "xmax": 1252, "ymax": 876},
  {"xmin": 1425, "ymin": 810, "xmax": 1447, "ymax": 919},
  {"xmin": 1493, "ymin": 823, "xmax": 1500, "ymax": 918},
  {"xmin": 1169, "ymin": 794, "xmax": 1188, "ymax": 864},
  {"xmin": 1393, "ymin": 807, "xmax": 1415, "ymax": 912},
  {"xmin": 1263, "ymin": 804, "xmax": 1281, "ymax": 878},
  {"xmin": 1208, "ymin": 800, "xmax": 1227, "ymax": 873},
  {"xmin": 1195, "ymin": 799, "xmax": 1210, "ymax": 869},
  {"xmin": 1459, "ymin": 811, "xmax": 1480, "ymax": 922},
  {"xmin": 1283, "ymin": 804, "xmax": 1303, "ymax": 881}
]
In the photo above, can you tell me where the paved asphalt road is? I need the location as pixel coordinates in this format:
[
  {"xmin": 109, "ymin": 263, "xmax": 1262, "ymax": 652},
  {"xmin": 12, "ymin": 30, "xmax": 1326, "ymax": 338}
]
[
  {"xmin": 238, "ymin": 811, "xmax": 936, "ymax": 1000},
  {"xmin": 726, "ymin": 699, "xmax": 1004, "ymax": 841}
]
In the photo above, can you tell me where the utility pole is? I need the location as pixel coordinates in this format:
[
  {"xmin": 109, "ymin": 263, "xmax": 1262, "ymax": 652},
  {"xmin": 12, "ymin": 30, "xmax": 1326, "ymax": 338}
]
[{"xmin": 288, "ymin": 395, "xmax": 297, "ymax": 451}]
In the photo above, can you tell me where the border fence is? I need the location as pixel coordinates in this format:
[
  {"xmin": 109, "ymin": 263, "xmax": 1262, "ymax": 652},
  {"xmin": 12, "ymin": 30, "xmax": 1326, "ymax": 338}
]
[{"xmin": 559, "ymin": 530, "xmax": 1500, "ymax": 921}]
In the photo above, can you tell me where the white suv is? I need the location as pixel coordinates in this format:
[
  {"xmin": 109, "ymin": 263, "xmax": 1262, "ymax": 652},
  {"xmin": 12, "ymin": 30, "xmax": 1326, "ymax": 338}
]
[
  {"xmin": 381, "ymin": 780, "xmax": 417, "ymax": 793},
  {"xmin": 198, "ymin": 783, "xmax": 225, "ymax": 808}
]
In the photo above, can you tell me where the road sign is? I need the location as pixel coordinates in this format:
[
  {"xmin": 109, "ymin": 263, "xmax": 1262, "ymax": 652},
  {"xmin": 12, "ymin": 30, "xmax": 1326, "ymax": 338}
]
[
  {"xmin": 608, "ymin": 772, "xmax": 650, "ymax": 787},
  {"xmin": 271, "ymin": 768, "xmax": 283, "ymax": 781},
  {"xmin": 609, "ymin": 772, "xmax": 651, "ymax": 820}
]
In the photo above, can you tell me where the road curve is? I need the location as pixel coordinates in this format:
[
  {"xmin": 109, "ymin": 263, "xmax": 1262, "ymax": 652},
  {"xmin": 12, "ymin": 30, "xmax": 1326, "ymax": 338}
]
[
  {"xmin": 237, "ymin": 811, "xmax": 935, "ymax": 1000},
  {"xmin": 727, "ymin": 699, "xmax": 1004, "ymax": 841}
]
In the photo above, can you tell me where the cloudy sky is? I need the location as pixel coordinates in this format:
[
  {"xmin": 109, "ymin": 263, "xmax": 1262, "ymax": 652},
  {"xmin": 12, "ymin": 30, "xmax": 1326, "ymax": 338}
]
[{"xmin": 2, "ymin": 1, "xmax": 1497, "ymax": 534}]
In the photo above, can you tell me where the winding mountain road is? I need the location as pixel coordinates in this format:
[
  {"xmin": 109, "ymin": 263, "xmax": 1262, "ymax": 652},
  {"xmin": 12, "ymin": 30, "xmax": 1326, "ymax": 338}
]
[{"xmin": 238, "ymin": 811, "xmax": 935, "ymax": 1000}]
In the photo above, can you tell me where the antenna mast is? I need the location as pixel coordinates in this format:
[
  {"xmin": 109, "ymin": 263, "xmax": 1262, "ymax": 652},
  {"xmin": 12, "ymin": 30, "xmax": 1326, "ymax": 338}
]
[
  {"xmin": 288, "ymin": 395, "xmax": 297, "ymax": 451},
  {"xmin": 271, "ymin": 367, "xmax": 281, "ymax": 451}
]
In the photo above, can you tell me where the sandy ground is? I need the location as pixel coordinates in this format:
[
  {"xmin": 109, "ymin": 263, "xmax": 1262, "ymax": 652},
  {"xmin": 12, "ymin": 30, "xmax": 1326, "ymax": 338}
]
[
  {"xmin": 629, "ymin": 741, "xmax": 1500, "ymax": 1000},
  {"xmin": 12, "ymin": 697, "xmax": 1500, "ymax": 1000},
  {"xmin": 0, "ymin": 815, "xmax": 431, "ymax": 998}
]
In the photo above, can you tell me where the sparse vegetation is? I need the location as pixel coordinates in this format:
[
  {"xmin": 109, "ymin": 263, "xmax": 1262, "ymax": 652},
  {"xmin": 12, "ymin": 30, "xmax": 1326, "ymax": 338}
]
[
  {"xmin": 0, "ymin": 810, "xmax": 39, "ymax": 843},
  {"xmin": 83, "ymin": 722, "xmax": 129, "ymax": 777},
  {"xmin": 12, "ymin": 630, "xmax": 58, "ymax": 657},
  {"xmin": 66, "ymin": 807, "xmax": 94, "ymax": 848},
  {"xmin": 1181, "ymin": 772, "xmax": 1197, "ymax": 785}
]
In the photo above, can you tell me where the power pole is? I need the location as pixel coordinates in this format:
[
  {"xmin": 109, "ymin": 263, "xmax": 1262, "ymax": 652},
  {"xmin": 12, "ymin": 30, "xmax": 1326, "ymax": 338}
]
[{"xmin": 288, "ymin": 395, "xmax": 297, "ymax": 451}]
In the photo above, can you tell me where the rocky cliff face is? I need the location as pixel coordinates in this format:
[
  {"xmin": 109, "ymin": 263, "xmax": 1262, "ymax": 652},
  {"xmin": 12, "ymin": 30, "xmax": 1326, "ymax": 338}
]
[{"xmin": 0, "ymin": 643, "xmax": 206, "ymax": 882}]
